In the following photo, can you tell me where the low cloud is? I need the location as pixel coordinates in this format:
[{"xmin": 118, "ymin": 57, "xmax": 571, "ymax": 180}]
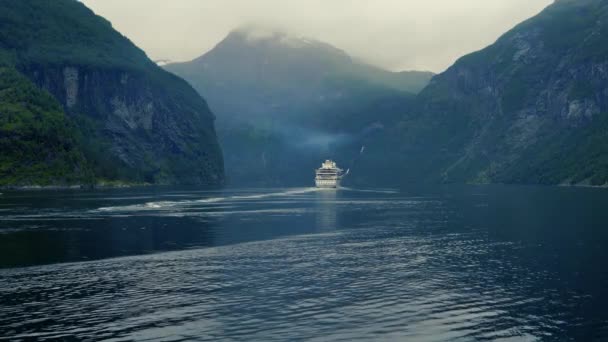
[{"xmin": 81, "ymin": 0, "xmax": 552, "ymax": 72}]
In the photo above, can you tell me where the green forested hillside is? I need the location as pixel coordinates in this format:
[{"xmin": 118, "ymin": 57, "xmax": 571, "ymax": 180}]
[
  {"xmin": 0, "ymin": 0, "xmax": 224, "ymax": 187},
  {"xmin": 0, "ymin": 0, "xmax": 147, "ymax": 68},
  {"xmin": 0, "ymin": 64, "xmax": 90, "ymax": 186},
  {"xmin": 355, "ymin": 0, "xmax": 608, "ymax": 187}
]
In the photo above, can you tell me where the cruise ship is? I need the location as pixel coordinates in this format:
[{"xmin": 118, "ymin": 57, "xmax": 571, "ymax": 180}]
[{"xmin": 315, "ymin": 160, "xmax": 346, "ymax": 189}]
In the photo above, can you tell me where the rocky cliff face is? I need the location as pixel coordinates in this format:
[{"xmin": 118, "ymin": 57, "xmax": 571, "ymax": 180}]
[
  {"xmin": 20, "ymin": 65, "xmax": 224, "ymax": 185},
  {"xmin": 0, "ymin": 0, "xmax": 224, "ymax": 186},
  {"xmin": 357, "ymin": 0, "xmax": 608, "ymax": 186},
  {"xmin": 0, "ymin": 65, "xmax": 91, "ymax": 187}
]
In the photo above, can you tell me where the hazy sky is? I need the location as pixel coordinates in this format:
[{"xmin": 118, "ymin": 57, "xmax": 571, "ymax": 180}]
[{"xmin": 80, "ymin": 0, "xmax": 553, "ymax": 72}]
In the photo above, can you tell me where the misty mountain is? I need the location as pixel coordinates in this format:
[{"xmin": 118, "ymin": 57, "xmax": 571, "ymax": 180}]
[
  {"xmin": 355, "ymin": 0, "xmax": 608, "ymax": 186},
  {"xmin": 166, "ymin": 27, "xmax": 432, "ymax": 185},
  {"xmin": 0, "ymin": 0, "xmax": 224, "ymax": 186},
  {"xmin": 167, "ymin": 28, "xmax": 432, "ymax": 124}
]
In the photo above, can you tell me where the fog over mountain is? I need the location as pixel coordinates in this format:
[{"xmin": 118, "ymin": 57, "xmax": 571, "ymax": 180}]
[
  {"xmin": 80, "ymin": 0, "xmax": 552, "ymax": 72},
  {"xmin": 164, "ymin": 28, "xmax": 427, "ymax": 186}
]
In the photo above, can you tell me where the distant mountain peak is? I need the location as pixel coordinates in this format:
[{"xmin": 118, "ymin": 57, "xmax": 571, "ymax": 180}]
[
  {"xmin": 169, "ymin": 26, "xmax": 433, "ymax": 96},
  {"xmin": 154, "ymin": 59, "xmax": 172, "ymax": 66},
  {"xmin": 226, "ymin": 25, "xmax": 334, "ymax": 50},
  {"xmin": 232, "ymin": 25, "xmax": 288, "ymax": 41}
]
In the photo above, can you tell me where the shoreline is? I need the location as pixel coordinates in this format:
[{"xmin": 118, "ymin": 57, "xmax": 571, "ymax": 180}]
[
  {"xmin": 0, "ymin": 183, "xmax": 149, "ymax": 192},
  {"xmin": 0, "ymin": 181, "xmax": 225, "ymax": 192},
  {"xmin": 2, "ymin": 181, "xmax": 608, "ymax": 193}
]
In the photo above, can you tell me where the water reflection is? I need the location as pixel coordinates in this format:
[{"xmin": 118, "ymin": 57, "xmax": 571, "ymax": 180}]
[{"xmin": 315, "ymin": 189, "xmax": 338, "ymax": 232}]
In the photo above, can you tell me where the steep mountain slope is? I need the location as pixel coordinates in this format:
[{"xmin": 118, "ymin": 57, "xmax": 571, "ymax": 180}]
[
  {"xmin": 356, "ymin": 0, "xmax": 608, "ymax": 186},
  {"xmin": 0, "ymin": 0, "xmax": 224, "ymax": 186},
  {"xmin": 167, "ymin": 28, "xmax": 432, "ymax": 125},
  {"xmin": 166, "ymin": 28, "xmax": 429, "ymax": 185},
  {"xmin": 0, "ymin": 61, "xmax": 91, "ymax": 186}
]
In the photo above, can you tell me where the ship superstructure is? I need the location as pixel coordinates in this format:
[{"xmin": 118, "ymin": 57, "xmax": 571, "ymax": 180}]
[{"xmin": 315, "ymin": 160, "xmax": 345, "ymax": 188}]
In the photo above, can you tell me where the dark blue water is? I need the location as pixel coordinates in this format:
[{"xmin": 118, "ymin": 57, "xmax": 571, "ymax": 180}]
[{"xmin": 1, "ymin": 185, "xmax": 608, "ymax": 341}]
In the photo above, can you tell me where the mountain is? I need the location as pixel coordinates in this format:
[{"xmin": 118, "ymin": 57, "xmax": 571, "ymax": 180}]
[
  {"xmin": 0, "ymin": 0, "xmax": 224, "ymax": 186},
  {"xmin": 167, "ymin": 27, "xmax": 432, "ymax": 125},
  {"xmin": 0, "ymin": 62, "xmax": 92, "ymax": 186},
  {"xmin": 354, "ymin": 0, "xmax": 608, "ymax": 187},
  {"xmin": 165, "ymin": 28, "xmax": 432, "ymax": 185}
]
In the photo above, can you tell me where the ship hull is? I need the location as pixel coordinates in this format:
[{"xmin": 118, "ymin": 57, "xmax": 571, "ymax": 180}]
[
  {"xmin": 315, "ymin": 160, "xmax": 343, "ymax": 189},
  {"xmin": 315, "ymin": 179, "xmax": 340, "ymax": 189}
]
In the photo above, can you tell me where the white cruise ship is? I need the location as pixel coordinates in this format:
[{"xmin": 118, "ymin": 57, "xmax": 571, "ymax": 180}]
[{"xmin": 315, "ymin": 160, "xmax": 345, "ymax": 189}]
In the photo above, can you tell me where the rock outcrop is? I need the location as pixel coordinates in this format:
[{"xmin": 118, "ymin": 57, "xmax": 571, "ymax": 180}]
[
  {"xmin": 356, "ymin": 0, "xmax": 608, "ymax": 186},
  {"xmin": 0, "ymin": 0, "xmax": 224, "ymax": 186}
]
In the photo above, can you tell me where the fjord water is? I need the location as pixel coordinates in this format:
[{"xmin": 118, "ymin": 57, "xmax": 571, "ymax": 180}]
[{"xmin": 1, "ymin": 186, "xmax": 607, "ymax": 341}]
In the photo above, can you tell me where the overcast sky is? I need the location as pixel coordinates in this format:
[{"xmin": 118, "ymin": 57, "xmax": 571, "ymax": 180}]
[{"xmin": 80, "ymin": 0, "xmax": 553, "ymax": 72}]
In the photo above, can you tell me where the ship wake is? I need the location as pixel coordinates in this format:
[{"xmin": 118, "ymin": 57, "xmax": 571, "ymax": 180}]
[{"xmin": 94, "ymin": 188, "xmax": 320, "ymax": 213}]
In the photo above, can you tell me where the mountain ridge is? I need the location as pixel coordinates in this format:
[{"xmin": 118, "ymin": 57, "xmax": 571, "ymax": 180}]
[
  {"xmin": 0, "ymin": 0, "xmax": 224, "ymax": 186},
  {"xmin": 165, "ymin": 27, "xmax": 430, "ymax": 185},
  {"xmin": 354, "ymin": 0, "xmax": 608, "ymax": 187}
]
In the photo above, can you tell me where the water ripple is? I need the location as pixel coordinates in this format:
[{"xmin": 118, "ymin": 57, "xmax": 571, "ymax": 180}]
[{"xmin": 1, "ymin": 187, "xmax": 607, "ymax": 340}]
